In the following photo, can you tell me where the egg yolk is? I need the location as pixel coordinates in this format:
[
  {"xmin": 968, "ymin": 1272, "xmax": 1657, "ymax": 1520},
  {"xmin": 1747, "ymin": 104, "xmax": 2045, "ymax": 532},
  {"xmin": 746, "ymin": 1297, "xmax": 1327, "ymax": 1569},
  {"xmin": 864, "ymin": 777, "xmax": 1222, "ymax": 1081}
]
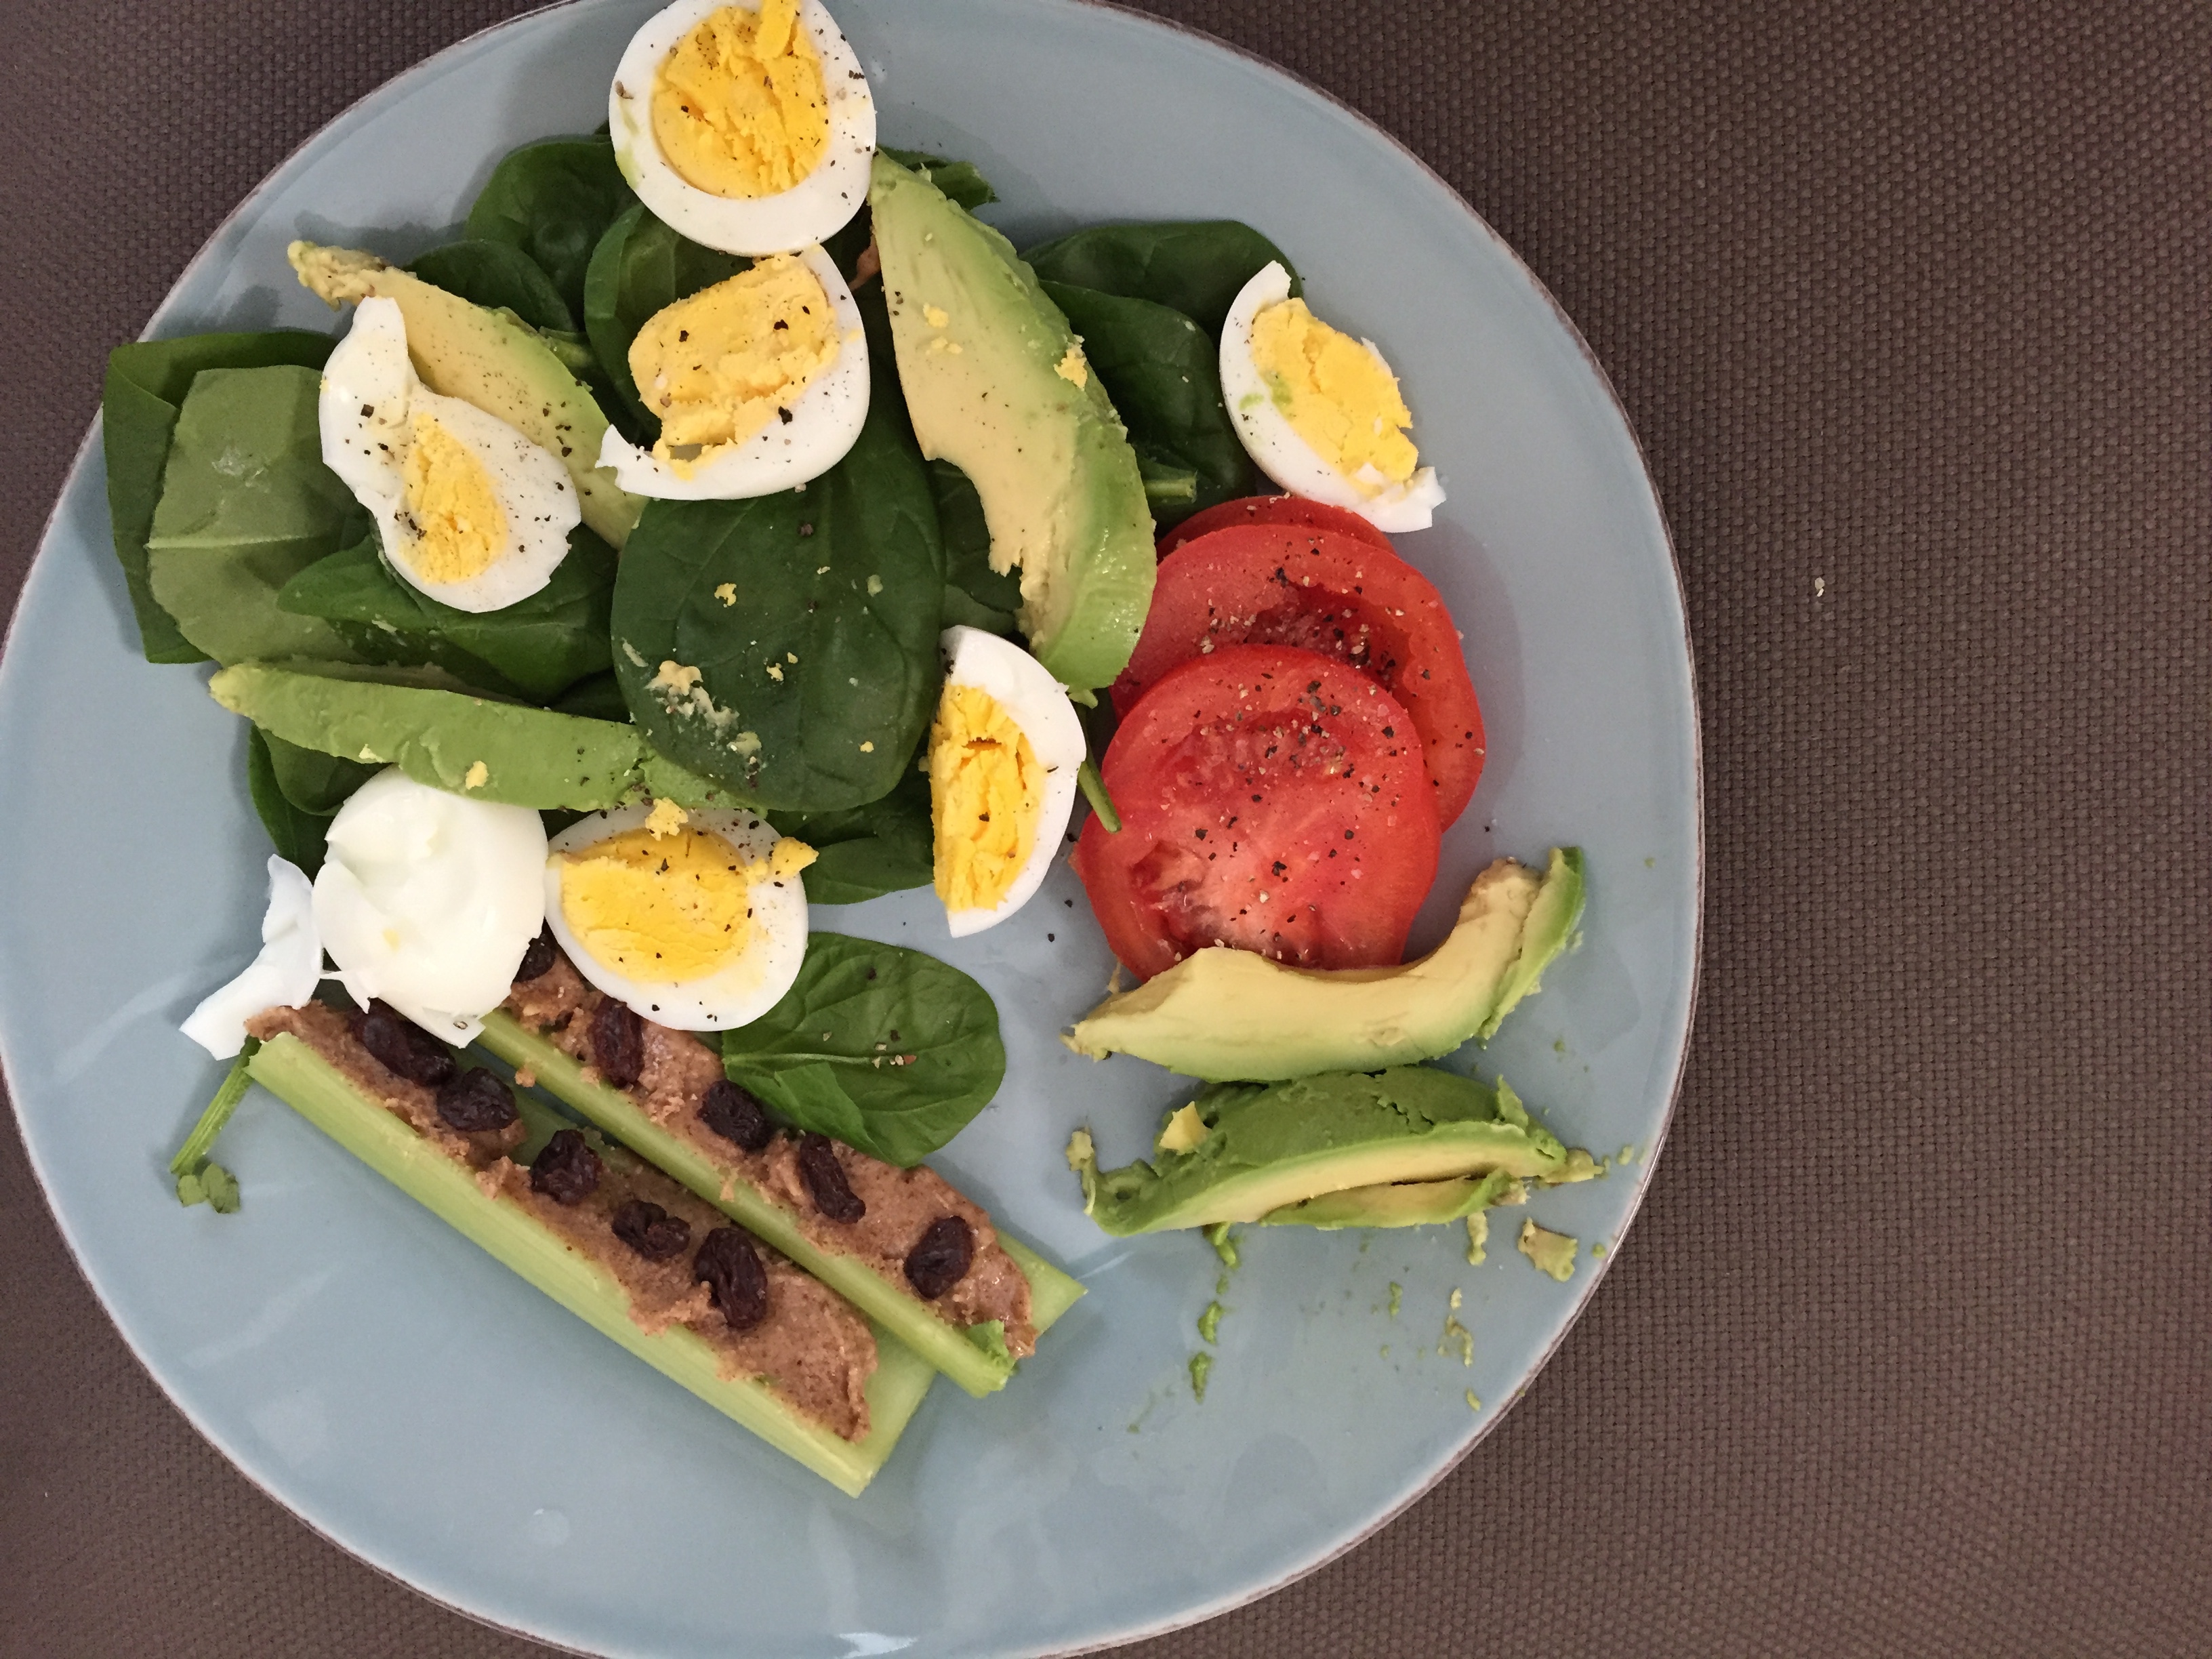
[
  {"xmin": 1246, "ymin": 299, "xmax": 1422, "ymax": 491},
  {"xmin": 651, "ymin": 0, "xmax": 829, "ymax": 200},
  {"xmin": 629, "ymin": 255, "xmax": 842, "ymax": 476},
  {"xmin": 557, "ymin": 826, "xmax": 762, "ymax": 983},
  {"xmin": 929, "ymin": 684, "xmax": 1044, "ymax": 915},
  {"xmin": 398, "ymin": 413, "xmax": 508, "ymax": 584}
]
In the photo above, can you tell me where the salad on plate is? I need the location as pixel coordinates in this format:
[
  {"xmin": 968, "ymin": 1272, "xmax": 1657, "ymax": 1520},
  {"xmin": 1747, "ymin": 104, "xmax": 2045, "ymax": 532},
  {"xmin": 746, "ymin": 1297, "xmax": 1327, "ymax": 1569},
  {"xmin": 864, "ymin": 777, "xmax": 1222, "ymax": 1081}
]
[{"xmin": 111, "ymin": 0, "xmax": 1597, "ymax": 1496}]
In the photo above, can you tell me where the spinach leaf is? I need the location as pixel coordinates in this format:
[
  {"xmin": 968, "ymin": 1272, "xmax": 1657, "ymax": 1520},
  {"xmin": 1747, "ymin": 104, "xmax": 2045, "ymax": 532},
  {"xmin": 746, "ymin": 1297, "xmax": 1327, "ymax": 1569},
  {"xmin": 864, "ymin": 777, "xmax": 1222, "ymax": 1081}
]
[
  {"xmin": 144, "ymin": 365, "xmax": 370, "ymax": 665},
  {"xmin": 409, "ymin": 239, "xmax": 573, "ymax": 332},
  {"xmin": 1023, "ymin": 221, "xmax": 1296, "ymax": 337},
  {"xmin": 245, "ymin": 726, "xmax": 335, "ymax": 877},
  {"xmin": 610, "ymin": 289, "xmax": 945, "ymax": 813},
  {"xmin": 263, "ymin": 732, "xmax": 376, "ymax": 815},
  {"xmin": 721, "ymin": 933, "xmax": 1004, "ymax": 1166},
  {"xmin": 877, "ymin": 146, "xmax": 998, "ymax": 213},
  {"xmin": 102, "ymin": 329, "xmax": 335, "ymax": 663},
  {"xmin": 550, "ymin": 669, "xmax": 630, "ymax": 722},
  {"xmin": 279, "ymin": 527, "xmax": 617, "ymax": 701},
  {"xmin": 1136, "ymin": 454, "xmax": 1201, "ymax": 508},
  {"xmin": 466, "ymin": 135, "xmax": 636, "ymax": 322},
  {"xmin": 928, "ymin": 459, "xmax": 1022, "ymax": 623},
  {"xmin": 582, "ymin": 202, "xmax": 748, "ymax": 428},
  {"xmin": 770, "ymin": 769, "xmax": 934, "ymax": 904}
]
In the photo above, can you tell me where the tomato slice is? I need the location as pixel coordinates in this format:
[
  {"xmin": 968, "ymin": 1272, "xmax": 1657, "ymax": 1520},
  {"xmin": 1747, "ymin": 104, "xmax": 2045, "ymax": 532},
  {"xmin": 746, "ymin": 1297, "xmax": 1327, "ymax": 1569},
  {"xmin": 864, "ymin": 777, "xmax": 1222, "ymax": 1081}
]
[
  {"xmin": 1157, "ymin": 494, "xmax": 1395, "ymax": 559},
  {"xmin": 1111, "ymin": 524, "xmax": 1486, "ymax": 827},
  {"xmin": 1073, "ymin": 645, "xmax": 1440, "ymax": 979}
]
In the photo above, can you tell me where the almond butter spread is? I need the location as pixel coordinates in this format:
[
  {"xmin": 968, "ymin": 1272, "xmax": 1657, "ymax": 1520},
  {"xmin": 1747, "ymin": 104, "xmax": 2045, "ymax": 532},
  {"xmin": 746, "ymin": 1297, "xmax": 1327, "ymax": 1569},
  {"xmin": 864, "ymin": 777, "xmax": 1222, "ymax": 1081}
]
[
  {"xmin": 504, "ymin": 952, "xmax": 1037, "ymax": 1355},
  {"xmin": 247, "ymin": 1001, "xmax": 876, "ymax": 1439}
]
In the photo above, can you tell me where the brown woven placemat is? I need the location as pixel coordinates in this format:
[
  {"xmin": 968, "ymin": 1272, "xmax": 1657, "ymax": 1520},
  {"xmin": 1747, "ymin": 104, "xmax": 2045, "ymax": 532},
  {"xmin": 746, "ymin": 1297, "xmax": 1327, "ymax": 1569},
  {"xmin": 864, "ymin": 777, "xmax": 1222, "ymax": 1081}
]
[{"xmin": 3, "ymin": 1, "xmax": 2206, "ymax": 1654}]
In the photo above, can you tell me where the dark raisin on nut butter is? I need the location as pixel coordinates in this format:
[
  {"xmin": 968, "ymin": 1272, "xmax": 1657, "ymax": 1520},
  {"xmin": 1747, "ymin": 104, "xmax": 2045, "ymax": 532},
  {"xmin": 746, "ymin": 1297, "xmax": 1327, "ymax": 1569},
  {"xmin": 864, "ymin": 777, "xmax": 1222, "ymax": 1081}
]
[
  {"xmin": 611, "ymin": 1198, "xmax": 691, "ymax": 1261},
  {"xmin": 351, "ymin": 1000, "xmax": 456, "ymax": 1086},
  {"xmin": 699, "ymin": 1078, "xmax": 773, "ymax": 1152},
  {"xmin": 797, "ymin": 1133, "xmax": 866, "ymax": 1223},
  {"xmin": 435, "ymin": 1067, "xmax": 518, "ymax": 1133},
  {"xmin": 514, "ymin": 924, "xmax": 558, "ymax": 983},
  {"xmin": 590, "ymin": 997, "xmax": 645, "ymax": 1089},
  {"xmin": 903, "ymin": 1214, "xmax": 975, "ymax": 1300},
  {"xmin": 693, "ymin": 1226, "xmax": 769, "ymax": 1330},
  {"xmin": 530, "ymin": 1129, "xmax": 602, "ymax": 1206}
]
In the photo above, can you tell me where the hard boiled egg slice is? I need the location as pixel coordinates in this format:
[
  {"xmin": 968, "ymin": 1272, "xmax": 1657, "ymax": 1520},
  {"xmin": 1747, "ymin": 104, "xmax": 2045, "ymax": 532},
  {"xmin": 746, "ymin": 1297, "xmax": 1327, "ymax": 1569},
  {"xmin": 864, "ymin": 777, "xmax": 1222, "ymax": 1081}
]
[
  {"xmin": 181, "ymin": 856, "xmax": 324, "ymax": 1059},
  {"xmin": 928, "ymin": 626, "xmax": 1086, "ymax": 938},
  {"xmin": 319, "ymin": 297, "xmax": 581, "ymax": 612},
  {"xmin": 313, "ymin": 768, "xmax": 550, "ymax": 1044},
  {"xmin": 545, "ymin": 802, "xmax": 813, "ymax": 1031},
  {"xmin": 595, "ymin": 244, "xmax": 867, "ymax": 498},
  {"xmin": 1218, "ymin": 262, "xmax": 1447, "ymax": 534},
  {"xmin": 609, "ymin": 0, "xmax": 875, "ymax": 257}
]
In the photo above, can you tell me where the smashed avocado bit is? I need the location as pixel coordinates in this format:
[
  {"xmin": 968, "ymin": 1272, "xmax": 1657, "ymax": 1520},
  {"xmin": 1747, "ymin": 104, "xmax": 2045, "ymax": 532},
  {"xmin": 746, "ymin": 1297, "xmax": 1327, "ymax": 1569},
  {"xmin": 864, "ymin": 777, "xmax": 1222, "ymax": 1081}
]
[
  {"xmin": 1439, "ymin": 1313, "xmax": 1473, "ymax": 1367},
  {"xmin": 1188, "ymin": 1351, "xmax": 1213, "ymax": 1402},
  {"xmin": 1204, "ymin": 1222, "xmax": 1240, "ymax": 1269},
  {"xmin": 1387, "ymin": 1282, "xmax": 1401, "ymax": 1318},
  {"xmin": 1157, "ymin": 1102, "xmax": 1208, "ymax": 1154},
  {"xmin": 1197, "ymin": 1300, "xmax": 1223, "ymax": 1344},
  {"xmin": 1517, "ymin": 1218, "xmax": 1579, "ymax": 1282},
  {"xmin": 1465, "ymin": 1211, "xmax": 1488, "ymax": 1265},
  {"xmin": 1466, "ymin": 1391, "xmax": 1481, "ymax": 1412}
]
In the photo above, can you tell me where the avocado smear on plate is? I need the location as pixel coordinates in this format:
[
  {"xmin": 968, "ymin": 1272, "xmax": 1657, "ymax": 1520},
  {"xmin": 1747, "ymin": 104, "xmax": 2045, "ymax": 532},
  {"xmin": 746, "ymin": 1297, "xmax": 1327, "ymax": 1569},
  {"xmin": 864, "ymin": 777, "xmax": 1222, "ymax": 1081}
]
[
  {"xmin": 1065, "ymin": 849, "xmax": 1585, "ymax": 1081},
  {"xmin": 1069, "ymin": 1066, "xmax": 1568, "ymax": 1235}
]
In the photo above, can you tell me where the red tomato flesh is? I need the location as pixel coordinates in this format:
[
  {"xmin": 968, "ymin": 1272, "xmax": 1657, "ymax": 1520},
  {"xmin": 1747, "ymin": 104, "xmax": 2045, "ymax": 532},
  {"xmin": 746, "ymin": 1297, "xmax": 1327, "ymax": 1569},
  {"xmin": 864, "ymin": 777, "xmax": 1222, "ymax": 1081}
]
[
  {"xmin": 1112, "ymin": 525, "xmax": 1487, "ymax": 827},
  {"xmin": 1073, "ymin": 644, "xmax": 1441, "ymax": 980},
  {"xmin": 1158, "ymin": 494, "xmax": 1394, "ymax": 559}
]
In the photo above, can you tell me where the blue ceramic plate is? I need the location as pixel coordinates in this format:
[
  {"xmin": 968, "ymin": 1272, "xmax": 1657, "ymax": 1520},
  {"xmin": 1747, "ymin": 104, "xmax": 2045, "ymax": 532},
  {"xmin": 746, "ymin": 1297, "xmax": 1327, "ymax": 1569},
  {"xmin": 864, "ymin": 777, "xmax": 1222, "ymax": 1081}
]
[{"xmin": 0, "ymin": 2, "xmax": 1698, "ymax": 1653}]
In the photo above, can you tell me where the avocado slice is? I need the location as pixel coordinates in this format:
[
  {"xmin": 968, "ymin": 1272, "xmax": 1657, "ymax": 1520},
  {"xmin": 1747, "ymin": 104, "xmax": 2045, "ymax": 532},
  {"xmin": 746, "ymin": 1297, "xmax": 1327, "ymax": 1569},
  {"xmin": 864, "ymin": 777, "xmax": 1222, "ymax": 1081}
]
[
  {"xmin": 1258, "ymin": 1166, "xmax": 1520, "ymax": 1231},
  {"xmin": 1067, "ymin": 848, "xmax": 1586, "ymax": 1082},
  {"xmin": 288, "ymin": 241, "xmax": 642, "ymax": 549},
  {"xmin": 1069, "ymin": 1065, "xmax": 1567, "ymax": 1235},
  {"xmin": 207, "ymin": 660, "xmax": 755, "ymax": 815},
  {"xmin": 867, "ymin": 155, "xmax": 1154, "ymax": 696}
]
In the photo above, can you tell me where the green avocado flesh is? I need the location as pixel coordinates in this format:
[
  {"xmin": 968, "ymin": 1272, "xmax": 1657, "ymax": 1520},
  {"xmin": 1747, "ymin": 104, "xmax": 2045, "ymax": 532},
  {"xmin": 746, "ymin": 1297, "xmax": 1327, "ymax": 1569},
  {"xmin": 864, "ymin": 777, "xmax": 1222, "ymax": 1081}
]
[
  {"xmin": 288, "ymin": 241, "xmax": 642, "ymax": 548},
  {"xmin": 146, "ymin": 365, "xmax": 363, "ymax": 666},
  {"xmin": 1258, "ymin": 1167, "xmax": 1519, "ymax": 1231},
  {"xmin": 1072, "ymin": 1067, "xmax": 1567, "ymax": 1235},
  {"xmin": 474, "ymin": 1011, "xmax": 1085, "ymax": 1399},
  {"xmin": 1067, "ymin": 849, "xmax": 1586, "ymax": 1082},
  {"xmin": 248, "ymin": 1032, "xmax": 933, "ymax": 1496},
  {"xmin": 867, "ymin": 155, "xmax": 1154, "ymax": 696}
]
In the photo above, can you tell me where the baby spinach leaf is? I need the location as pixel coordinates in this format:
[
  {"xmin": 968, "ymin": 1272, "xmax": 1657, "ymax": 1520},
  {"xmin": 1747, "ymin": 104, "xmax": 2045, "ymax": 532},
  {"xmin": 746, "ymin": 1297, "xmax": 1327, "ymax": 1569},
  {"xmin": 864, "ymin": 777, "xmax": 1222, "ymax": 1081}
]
[
  {"xmin": 582, "ymin": 202, "xmax": 748, "ymax": 428},
  {"xmin": 721, "ymin": 933, "xmax": 1004, "ymax": 1166},
  {"xmin": 550, "ymin": 669, "xmax": 630, "ymax": 722},
  {"xmin": 877, "ymin": 146, "xmax": 998, "ymax": 213},
  {"xmin": 770, "ymin": 769, "xmax": 935, "ymax": 905},
  {"xmin": 610, "ymin": 290, "xmax": 945, "ymax": 813},
  {"xmin": 144, "ymin": 365, "xmax": 370, "ymax": 666},
  {"xmin": 279, "ymin": 527, "xmax": 617, "ymax": 701},
  {"xmin": 928, "ymin": 459, "xmax": 1023, "ymax": 621},
  {"xmin": 409, "ymin": 239, "xmax": 574, "ymax": 332},
  {"xmin": 245, "ymin": 724, "xmax": 335, "ymax": 877},
  {"xmin": 263, "ymin": 732, "xmax": 376, "ymax": 815},
  {"xmin": 466, "ymin": 135, "xmax": 636, "ymax": 322},
  {"xmin": 1023, "ymin": 221, "xmax": 1296, "ymax": 337},
  {"xmin": 102, "ymin": 329, "xmax": 335, "ymax": 663}
]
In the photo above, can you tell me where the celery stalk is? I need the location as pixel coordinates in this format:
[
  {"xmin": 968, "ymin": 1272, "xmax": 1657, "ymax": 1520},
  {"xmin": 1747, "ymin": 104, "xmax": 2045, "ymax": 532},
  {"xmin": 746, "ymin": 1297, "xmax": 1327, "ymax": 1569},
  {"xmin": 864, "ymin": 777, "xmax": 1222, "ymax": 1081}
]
[
  {"xmin": 248, "ymin": 1033, "xmax": 933, "ymax": 1496},
  {"xmin": 476, "ymin": 1010, "xmax": 1084, "ymax": 1398}
]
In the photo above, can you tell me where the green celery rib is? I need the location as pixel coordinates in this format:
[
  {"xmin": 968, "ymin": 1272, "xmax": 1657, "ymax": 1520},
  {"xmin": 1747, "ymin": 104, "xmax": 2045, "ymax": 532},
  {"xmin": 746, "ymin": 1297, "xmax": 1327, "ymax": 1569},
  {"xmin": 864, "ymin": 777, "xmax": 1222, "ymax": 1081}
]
[
  {"xmin": 476, "ymin": 1010, "xmax": 1085, "ymax": 1398},
  {"xmin": 247, "ymin": 1033, "xmax": 933, "ymax": 1496}
]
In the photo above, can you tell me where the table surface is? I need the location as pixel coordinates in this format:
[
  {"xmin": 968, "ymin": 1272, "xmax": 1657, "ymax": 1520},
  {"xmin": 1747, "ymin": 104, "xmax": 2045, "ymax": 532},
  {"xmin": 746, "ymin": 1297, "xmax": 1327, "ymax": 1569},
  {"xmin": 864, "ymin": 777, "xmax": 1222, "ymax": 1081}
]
[{"xmin": 2, "ymin": 1, "xmax": 2205, "ymax": 1655}]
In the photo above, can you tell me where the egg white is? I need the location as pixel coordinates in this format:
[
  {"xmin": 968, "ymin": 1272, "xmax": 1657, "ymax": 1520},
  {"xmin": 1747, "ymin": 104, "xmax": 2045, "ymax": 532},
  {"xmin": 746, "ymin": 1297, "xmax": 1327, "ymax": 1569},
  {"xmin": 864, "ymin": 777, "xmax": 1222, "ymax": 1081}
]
[
  {"xmin": 1218, "ymin": 262, "xmax": 1447, "ymax": 534},
  {"xmin": 596, "ymin": 243, "xmax": 869, "ymax": 498},
  {"xmin": 544, "ymin": 804, "xmax": 808, "ymax": 1031},
  {"xmin": 181, "ymin": 855, "xmax": 324, "ymax": 1059},
  {"xmin": 933, "ymin": 626, "xmax": 1086, "ymax": 939},
  {"xmin": 313, "ymin": 768, "xmax": 550, "ymax": 1044},
  {"xmin": 609, "ymin": 0, "xmax": 876, "ymax": 257},
  {"xmin": 319, "ymin": 297, "xmax": 581, "ymax": 613}
]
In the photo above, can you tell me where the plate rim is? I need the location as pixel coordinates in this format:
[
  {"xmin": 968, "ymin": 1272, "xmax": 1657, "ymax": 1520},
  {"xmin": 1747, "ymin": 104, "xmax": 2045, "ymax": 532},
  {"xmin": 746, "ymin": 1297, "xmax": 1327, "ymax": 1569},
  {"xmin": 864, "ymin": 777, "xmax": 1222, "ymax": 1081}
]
[{"xmin": 0, "ymin": 1, "xmax": 1704, "ymax": 1652}]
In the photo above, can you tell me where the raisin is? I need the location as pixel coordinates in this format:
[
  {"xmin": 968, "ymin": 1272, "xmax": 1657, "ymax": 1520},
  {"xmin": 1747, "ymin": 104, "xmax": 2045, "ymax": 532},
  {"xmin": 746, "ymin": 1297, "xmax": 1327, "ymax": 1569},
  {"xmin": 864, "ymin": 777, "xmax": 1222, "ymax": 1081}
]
[
  {"xmin": 904, "ymin": 1214, "xmax": 974, "ymax": 1299},
  {"xmin": 699, "ymin": 1078, "xmax": 773, "ymax": 1152},
  {"xmin": 611, "ymin": 1198, "xmax": 691, "ymax": 1261},
  {"xmin": 796, "ymin": 1133, "xmax": 865, "ymax": 1223},
  {"xmin": 530, "ymin": 1129, "xmax": 602, "ymax": 1206},
  {"xmin": 514, "ymin": 924, "xmax": 557, "ymax": 982},
  {"xmin": 693, "ymin": 1226, "xmax": 769, "ymax": 1330},
  {"xmin": 351, "ymin": 1000, "xmax": 455, "ymax": 1086},
  {"xmin": 590, "ymin": 998, "xmax": 644, "ymax": 1088},
  {"xmin": 435, "ymin": 1067, "xmax": 516, "ymax": 1133}
]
